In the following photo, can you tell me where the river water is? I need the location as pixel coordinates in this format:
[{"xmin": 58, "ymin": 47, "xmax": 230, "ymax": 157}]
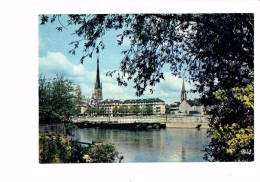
[{"xmin": 74, "ymin": 128, "xmax": 210, "ymax": 162}]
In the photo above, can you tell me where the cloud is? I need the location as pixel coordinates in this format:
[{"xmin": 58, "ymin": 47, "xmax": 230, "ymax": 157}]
[
  {"xmin": 141, "ymin": 72, "xmax": 199, "ymax": 104},
  {"xmin": 39, "ymin": 52, "xmax": 87, "ymax": 76},
  {"xmin": 39, "ymin": 52, "xmax": 95, "ymax": 96},
  {"xmin": 39, "ymin": 52, "xmax": 199, "ymax": 104},
  {"xmin": 102, "ymin": 82, "xmax": 135, "ymax": 100}
]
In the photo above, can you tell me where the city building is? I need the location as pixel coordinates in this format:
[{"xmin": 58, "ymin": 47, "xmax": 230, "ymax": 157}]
[
  {"xmin": 170, "ymin": 102, "xmax": 181, "ymax": 115},
  {"xmin": 98, "ymin": 98, "xmax": 166, "ymax": 116},
  {"xmin": 122, "ymin": 98, "xmax": 166, "ymax": 115},
  {"xmin": 99, "ymin": 99, "xmax": 122, "ymax": 115}
]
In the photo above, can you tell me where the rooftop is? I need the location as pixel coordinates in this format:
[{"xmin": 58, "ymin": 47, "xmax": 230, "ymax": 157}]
[
  {"xmin": 99, "ymin": 99, "xmax": 122, "ymax": 104},
  {"xmin": 99, "ymin": 98, "xmax": 165, "ymax": 104},
  {"xmin": 123, "ymin": 98, "xmax": 165, "ymax": 104},
  {"xmin": 186, "ymin": 99, "xmax": 201, "ymax": 106}
]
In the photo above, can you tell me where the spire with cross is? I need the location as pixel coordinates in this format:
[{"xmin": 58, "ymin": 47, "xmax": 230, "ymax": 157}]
[
  {"xmin": 92, "ymin": 54, "xmax": 103, "ymax": 102},
  {"xmin": 180, "ymin": 79, "xmax": 187, "ymax": 102}
]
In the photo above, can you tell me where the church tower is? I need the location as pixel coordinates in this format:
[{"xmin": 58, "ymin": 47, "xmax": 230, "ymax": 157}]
[
  {"xmin": 180, "ymin": 79, "xmax": 187, "ymax": 102},
  {"xmin": 92, "ymin": 55, "xmax": 103, "ymax": 102}
]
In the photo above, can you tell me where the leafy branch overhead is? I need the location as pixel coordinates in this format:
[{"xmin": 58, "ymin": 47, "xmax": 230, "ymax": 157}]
[{"xmin": 39, "ymin": 14, "xmax": 253, "ymax": 100}]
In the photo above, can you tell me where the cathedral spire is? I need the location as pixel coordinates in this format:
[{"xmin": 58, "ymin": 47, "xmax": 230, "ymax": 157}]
[
  {"xmin": 92, "ymin": 54, "xmax": 103, "ymax": 101},
  {"xmin": 95, "ymin": 54, "xmax": 102, "ymax": 89},
  {"xmin": 180, "ymin": 79, "xmax": 187, "ymax": 102}
]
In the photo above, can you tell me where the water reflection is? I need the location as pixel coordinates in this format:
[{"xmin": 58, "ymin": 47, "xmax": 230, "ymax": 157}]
[{"xmin": 75, "ymin": 128, "xmax": 210, "ymax": 162}]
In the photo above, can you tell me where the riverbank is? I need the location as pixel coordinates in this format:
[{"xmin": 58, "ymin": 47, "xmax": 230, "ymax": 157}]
[
  {"xmin": 75, "ymin": 122, "xmax": 166, "ymax": 130},
  {"xmin": 72, "ymin": 115, "xmax": 210, "ymax": 129},
  {"xmin": 166, "ymin": 122, "xmax": 209, "ymax": 129}
]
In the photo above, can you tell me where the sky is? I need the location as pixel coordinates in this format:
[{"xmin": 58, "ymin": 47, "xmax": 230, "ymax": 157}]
[{"xmin": 38, "ymin": 15, "xmax": 200, "ymax": 104}]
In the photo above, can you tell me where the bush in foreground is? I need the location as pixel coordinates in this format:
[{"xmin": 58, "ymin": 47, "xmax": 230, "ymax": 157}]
[{"xmin": 39, "ymin": 132, "xmax": 123, "ymax": 163}]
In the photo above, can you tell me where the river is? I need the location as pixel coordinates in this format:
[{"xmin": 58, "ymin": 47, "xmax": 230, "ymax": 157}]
[{"xmin": 74, "ymin": 128, "xmax": 210, "ymax": 162}]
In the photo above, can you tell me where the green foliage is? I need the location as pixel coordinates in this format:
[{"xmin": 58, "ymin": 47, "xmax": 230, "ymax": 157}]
[
  {"xmin": 117, "ymin": 105, "xmax": 129, "ymax": 114},
  {"xmin": 130, "ymin": 105, "xmax": 141, "ymax": 114},
  {"xmin": 39, "ymin": 132, "xmax": 87, "ymax": 163},
  {"xmin": 232, "ymin": 84, "xmax": 254, "ymax": 109},
  {"xmin": 145, "ymin": 105, "xmax": 153, "ymax": 115},
  {"xmin": 213, "ymin": 83, "xmax": 254, "ymax": 110},
  {"xmin": 112, "ymin": 106, "xmax": 119, "ymax": 115},
  {"xmin": 87, "ymin": 106, "xmax": 105, "ymax": 116},
  {"xmin": 205, "ymin": 83, "xmax": 254, "ymax": 161},
  {"xmin": 39, "ymin": 132, "xmax": 123, "ymax": 163},
  {"xmin": 113, "ymin": 105, "xmax": 153, "ymax": 115},
  {"xmin": 39, "ymin": 74, "xmax": 80, "ymax": 124},
  {"xmin": 88, "ymin": 143, "xmax": 124, "ymax": 163}
]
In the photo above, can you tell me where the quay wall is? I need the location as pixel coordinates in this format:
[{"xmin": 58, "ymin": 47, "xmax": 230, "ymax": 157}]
[
  {"xmin": 73, "ymin": 116, "xmax": 165, "ymax": 123},
  {"xmin": 166, "ymin": 122, "xmax": 209, "ymax": 129},
  {"xmin": 73, "ymin": 115, "xmax": 210, "ymax": 129}
]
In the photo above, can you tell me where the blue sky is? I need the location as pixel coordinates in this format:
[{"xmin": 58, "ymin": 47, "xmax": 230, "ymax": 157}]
[{"xmin": 38, "ymin": 15, "xmax": 199, "ymax": 104}]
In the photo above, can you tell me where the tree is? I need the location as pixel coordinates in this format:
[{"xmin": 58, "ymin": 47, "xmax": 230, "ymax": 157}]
[
  {"xmin": 39, "ymin": 74, "xmax": 80, "ymax": 124},
  {"xmin": 145, "ymin": 105, "xmax": 153, "ymax": 115},
  {"xmin": 117, "ymin": 105, "xmax": 129, "ymax": 115},
  {"xmin": 98, "ymin": 107, "xmax": 105, "ymax": 116},
  {"xmin": 39, "ymin": 14, "xmax": 254, "ymax": 161},
  {"xmin": 87, "ymin": 106, "xmax": 94, "ymax": 116},
  {"xmin": 204, "ymin": 83, "xmax": 254, "ymax": 161},
  {"xmin": 130, "ymin": 105, "xmax": 141, "ymax": 115},
  {"xmin": 112, "ymin": 106, "xmax": 119, "ymax": 116}
]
